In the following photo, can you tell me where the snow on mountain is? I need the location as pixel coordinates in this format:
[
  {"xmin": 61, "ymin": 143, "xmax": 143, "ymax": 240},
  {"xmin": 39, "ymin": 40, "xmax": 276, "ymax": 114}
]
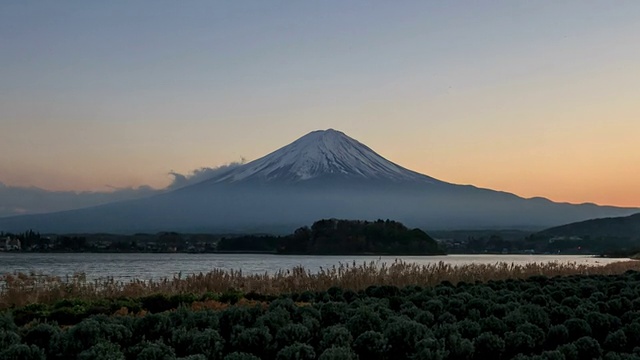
[{"xmin": 212, "ymin": 129, "xmax": 440, "ymax": 184}]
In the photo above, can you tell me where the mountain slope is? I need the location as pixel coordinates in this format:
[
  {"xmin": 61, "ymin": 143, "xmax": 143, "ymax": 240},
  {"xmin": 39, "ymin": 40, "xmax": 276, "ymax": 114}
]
[
  {"xmin": 208, "ymin": 129, "xmax": 440, "ymax": 184},
  {"xmin": 0, "ymin": 129, "xmax": 637, "ymax": 234},
  {"xmin": 536, "ymin": 213, "xmax": 640, "ymax": 239}
]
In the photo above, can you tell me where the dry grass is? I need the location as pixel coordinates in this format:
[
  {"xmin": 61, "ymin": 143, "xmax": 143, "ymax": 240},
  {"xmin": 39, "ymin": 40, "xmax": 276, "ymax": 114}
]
[{"xmin": 2, "ymin": 259, "xmax": 640, "ymax": 310}]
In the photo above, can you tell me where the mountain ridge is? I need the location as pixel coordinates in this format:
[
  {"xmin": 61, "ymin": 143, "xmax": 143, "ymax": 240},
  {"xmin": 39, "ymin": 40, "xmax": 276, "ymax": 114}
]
[{"xmin": 536, "ymin": 212, "xmax": 640, "ymax": 239}]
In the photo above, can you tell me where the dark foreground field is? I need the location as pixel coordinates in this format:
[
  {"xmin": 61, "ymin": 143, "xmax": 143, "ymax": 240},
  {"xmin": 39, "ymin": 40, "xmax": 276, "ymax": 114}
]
[{"xmin": 3, "ymin": 262, "xmax": 640, "ymax": 359}]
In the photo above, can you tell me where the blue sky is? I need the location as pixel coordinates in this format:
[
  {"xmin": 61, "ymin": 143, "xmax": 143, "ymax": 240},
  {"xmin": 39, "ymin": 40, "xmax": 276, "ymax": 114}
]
[{"xmin": 1, "ymin": 1, "xmax": 640, "ymax": 209}]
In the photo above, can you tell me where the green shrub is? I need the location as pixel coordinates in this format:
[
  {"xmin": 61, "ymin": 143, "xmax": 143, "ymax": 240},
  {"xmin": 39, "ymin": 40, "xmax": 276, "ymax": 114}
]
[
  {"xmin": 218, "ymin": 307, "xmax": 256, "ymax": 342},
  {"xmin": 292, "ymin": 291, "xmax": 315, "ymax": 303},
  {"xmin": 448, "ymin": 336, "xmax": 474, "ymax": 360},
  {"xmin": 438, "ymin": 311, "xmax": 457, "ymax": 324},
  {"xmin": 294, "ymin": 304, "xmax": 320, "ymax": 322},
  {"xmin": 178, "ymin": 355, "xmax": 207, "ymax": 360},
  {"xmin": 466, "ymin": 298, "xmax": 490, "ymax": 316},
  {"xmin": 503, "ymin": 311, "xmax": 527, "ymax": 331},
  {"xmin": 342, "ymin": 290, "xmax": 359, "ymax": 303},
  {"xmin": 232, "ymin": 326, "xmax": 272, "ymax": 356},
  {"xmin": 604, "ymin": 329, "xmax": 628, "ymax": 352},
  {"xmin": 0, "ymin": 312, "xmax": 17, "ymax": 331},
  {"xmin": 141, "ymin": 294, "xmax": 175, "ymax": 313},
  {"xmin": 78, "ymin": 342, "xmax": 125, "ymax": 360},
  {"xmin": 424, "ymin": 299, "xmax": 445, "ymax": 317},
  {"xmin": 623, "ymin": 323, "xmax": 640, "ymax": 349},
  {"xmin": 0, "ymin": 329, "xmax": 21, "ymax": 348},
  {"xmin": 169, "ymin": 327, "xmax": 191, "ymax": 357},
  {"xmin": 564, "ymin": 318, "xmax": 592, "ymax": 341},
  {"xmin": 276, "ymin": 323, "xmax": 311, "ymax": 349},
  {"xmin": 383, "ymin": 319, "xmax": 429, "ymax": 358},
  {"xmin": 549, "ymin": 305, "xmax": 575, "ymax": 324},
  {"xmin": 488, "ymin": 303, "xmax": 509, "ymax": 318},
  {"xmin": 573, "ymin": 336, "xmax": 602, "ymax": 359},
  {"xmin": 520, "ymin": 304, "xmax": 551, "ymax": 330},
  {"xmin": 218, "ymin": 290, "xmax": 243, "ymax": 305},
  {"xmin": 352, "ymin": 331, "xmax": 386, "ymax": 360},
  {"xmin": 22, "ymin": 322, "xmax": 60, "ymax": 350},
  {"xmin": 128, "ymin": 340, "xmax": 176, "ymax": 360},
  {"xmin": 480, "ymin": 315, "xmax": 508, "ymax": 336},
  {"xmin": 276, "ymin": 343, "xmax": 315, "ymax": 360},
  {"xmin": 457, "ymin": 319, "xmax": 482, "ymax": 339},
  {"xmin": 531, "ymin": 295, "xmax": 548, "ymax": 307},
  {"xmin": 413, "ymin": 337, "xmax": 447, "ymax": 360},
  {"xmin": 56, "ymin": 319, "xmax": 108, "ymax": 356},
  {"xmin": 134, "ymin": 313, "xmax": 173, "ymax": 342},
  {"xmin": 169, "ymin": 293, "xmax": 199, "ymax": 307},
  {"xmin": 557, "ymin": 343, "xmax": 579, "ymax": 360},
  {"xmin": 346, "ymin": 307, "xmax": 383, "ymax": 337},
  {"xmin": 546, "ymin": 324, "xmax": 569, "ymax": 348},
  {"xmin": 535, "ymin": 350, "xmax": 564, "ymax": 360},
  {"xmin": 415, "ymin": 310, "xmax": 435, "ymax": 327},
  {"xmin": 516, "ymin": 322, "xmax": 545, "ymax": 349},
  {"xmin": 301, "ymin": 317, "xmax": 320, "ymax": 338},
  {"xmin": 320, "ymin": 325, "xmax": 353, "ymax": 350},
  {"xmin": 187, "ymin": 329, "xmax": 224, "ymax": 359},
  {"xmin": 320, "ymin": 302, "xmax": 348, "ymax": 327},
  {"xmin": 365, "ymin": 285, "xmax": 400, "ymax": 298},
  {"xmin": 256, "ymin": 308, "xmax": 291, "ymax": 336},
  {"xmin": 504, "ymin": 331, "xmax": 535, "ymax": 358},
  {"xmin": 561, "ymin": 296, "xmax": 582, "ymax": 309},
  {"xmin": 474, "ymin": 332, "xmax": 505, "ymax": 360},
  {"xmin": 0, "ymin": 344, "xmax": 46, "ymax": 360},
  {"xmin": 586, "ymin": 311, "xmax": 613, "ymax": 340},
  {"xmin": 318, "ymin": 346, "xmax": 357, "ymax": 360},
  {"xmin": 223, "ymin": 353, "xmax": 260, "ymax": 360}
]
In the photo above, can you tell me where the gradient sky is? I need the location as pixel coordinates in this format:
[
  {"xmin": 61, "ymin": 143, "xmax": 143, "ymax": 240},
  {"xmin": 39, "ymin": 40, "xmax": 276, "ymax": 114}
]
[{"xmin": 2, "ymin": 1, "xmax": 640, "ymax": 207}]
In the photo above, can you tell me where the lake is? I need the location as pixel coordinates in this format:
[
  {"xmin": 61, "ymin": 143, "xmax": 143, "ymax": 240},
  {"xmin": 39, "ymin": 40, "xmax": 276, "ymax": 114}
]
[{"xmin": 0, "ymin": 253, "xmax": 626, "ymax": 282}]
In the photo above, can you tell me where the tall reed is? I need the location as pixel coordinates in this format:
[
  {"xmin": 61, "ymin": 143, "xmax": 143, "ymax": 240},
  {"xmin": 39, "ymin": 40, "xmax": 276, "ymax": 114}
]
[{"xmin": 2, "ymin": 260, "xmax": 639, "ymax": 309}]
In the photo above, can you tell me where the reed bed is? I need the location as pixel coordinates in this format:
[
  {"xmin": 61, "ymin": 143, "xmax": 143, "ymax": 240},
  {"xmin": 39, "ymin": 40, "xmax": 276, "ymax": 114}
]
[{"xmin": 2, "ymin": 259, "xmax": 640, "ymax": 310}]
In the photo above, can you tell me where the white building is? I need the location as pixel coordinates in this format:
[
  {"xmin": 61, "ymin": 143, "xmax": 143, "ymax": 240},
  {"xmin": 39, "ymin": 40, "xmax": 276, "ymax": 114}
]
[{"xmin": 0, "ymin": 237, "xmax": 21, "ymax": 251}]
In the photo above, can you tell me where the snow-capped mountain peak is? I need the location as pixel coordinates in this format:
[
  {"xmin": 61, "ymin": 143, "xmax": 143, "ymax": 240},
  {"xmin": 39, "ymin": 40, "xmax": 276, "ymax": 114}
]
[{"xmin": 211, "ymin": 129, "xmax": 439, "ymax": 183}]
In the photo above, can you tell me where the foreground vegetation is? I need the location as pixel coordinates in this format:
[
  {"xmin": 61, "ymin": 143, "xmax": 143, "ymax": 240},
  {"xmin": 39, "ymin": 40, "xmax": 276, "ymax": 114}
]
[
  {"xmin": 4, "ymin": 267, "xmax": 640, "ymax": 359},
  {"xmin": 3, "ymin": 260, "xmax": 640, "ymax": 310}
]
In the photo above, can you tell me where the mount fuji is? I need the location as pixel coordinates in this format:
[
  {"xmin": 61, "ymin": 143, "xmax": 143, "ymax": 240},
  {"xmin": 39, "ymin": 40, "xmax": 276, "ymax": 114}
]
[
  {"xmin": 209, "ymin": 129, "xmax": 436, "ymax": 184},
  {"xmin": 0, "ymin": 129, "xmax": 637, "ymax": 233}
]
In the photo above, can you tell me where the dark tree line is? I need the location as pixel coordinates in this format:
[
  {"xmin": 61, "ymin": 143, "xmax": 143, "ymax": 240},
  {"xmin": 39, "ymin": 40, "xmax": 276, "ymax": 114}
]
[{"xmin": 218, "ymin": 219, "xmax": 444, "ymax": 255}]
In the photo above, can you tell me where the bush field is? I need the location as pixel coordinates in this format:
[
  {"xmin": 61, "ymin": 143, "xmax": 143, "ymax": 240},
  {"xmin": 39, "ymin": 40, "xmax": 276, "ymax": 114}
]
[
  {"xmin": 3, "ymin": 267, "xmax": 640, "ymax": 359},
  {"xmin": 3, "ymin": 259, "xmax": 640, "ymax": 309}
]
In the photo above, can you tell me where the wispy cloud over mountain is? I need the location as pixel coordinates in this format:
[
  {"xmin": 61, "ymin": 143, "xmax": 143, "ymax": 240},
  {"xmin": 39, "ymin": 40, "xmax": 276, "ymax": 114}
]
[
  {"xmin": 167, "ymin": 162, "xmax": 243, "ymax": 190},
  {"xmin": 0, "ymin": 162, "xmax": 242, "ymax": 217}
]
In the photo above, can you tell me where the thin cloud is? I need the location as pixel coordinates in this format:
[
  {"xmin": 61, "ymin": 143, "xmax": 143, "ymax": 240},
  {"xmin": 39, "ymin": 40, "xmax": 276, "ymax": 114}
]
[
  {"xmin": 0, "ymin": 161, "xmax": 244, "ymax": 217},
  {"xmin": 167, "ymin": 161, "xmax": 243, "ymax": 190}
]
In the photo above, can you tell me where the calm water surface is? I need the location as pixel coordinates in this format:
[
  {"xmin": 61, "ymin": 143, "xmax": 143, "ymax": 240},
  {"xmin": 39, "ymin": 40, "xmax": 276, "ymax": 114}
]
[
  {"xmin": 0, "ymin": 253, "xmax": 626, "ymax": 282},
  {"xmin": 0, "ymin": 253, "xmax": 621, "ymax": 281}
]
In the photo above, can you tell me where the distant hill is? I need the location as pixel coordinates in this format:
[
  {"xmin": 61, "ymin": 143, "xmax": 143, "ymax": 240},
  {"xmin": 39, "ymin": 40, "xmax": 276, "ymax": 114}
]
[
  {"xmin": 536, "ymin": 213, "xmax": 640, "ymax": 239},
  {"xmin": 218, "ymin": 218, "xmax": 445, "ymax": 255}
]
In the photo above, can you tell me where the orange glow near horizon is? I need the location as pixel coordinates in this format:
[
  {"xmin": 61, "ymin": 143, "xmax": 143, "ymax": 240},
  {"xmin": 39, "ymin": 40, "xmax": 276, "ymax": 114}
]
[{"xmin": 1, "ymin": 2, "xmax": 639, "ymax": 209}]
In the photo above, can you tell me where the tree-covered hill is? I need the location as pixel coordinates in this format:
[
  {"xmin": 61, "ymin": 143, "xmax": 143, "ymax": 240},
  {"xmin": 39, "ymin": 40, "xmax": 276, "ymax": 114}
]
[
  {"xmin": 217, "ymin": 219, "xmax": 444, "ymax": 255},
  {"xmin": 536, "ymin": 213, "xmax": 640, "ymax": 239}
]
